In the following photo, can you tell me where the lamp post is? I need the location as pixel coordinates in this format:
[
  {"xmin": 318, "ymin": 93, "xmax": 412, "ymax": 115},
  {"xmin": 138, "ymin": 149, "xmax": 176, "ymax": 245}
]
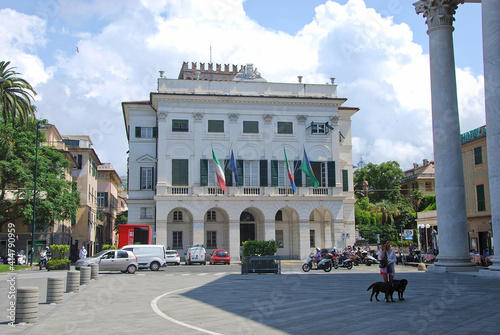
[{"xmin": 30, "ymin": 121, "xmax": 41, "ymax": 266}]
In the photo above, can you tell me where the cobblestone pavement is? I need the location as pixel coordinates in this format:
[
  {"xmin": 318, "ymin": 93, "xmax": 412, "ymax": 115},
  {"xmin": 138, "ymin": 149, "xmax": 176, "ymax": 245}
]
[{"xmin": 1, "ymin": 263, "xmax": 499, "ymax": 335}]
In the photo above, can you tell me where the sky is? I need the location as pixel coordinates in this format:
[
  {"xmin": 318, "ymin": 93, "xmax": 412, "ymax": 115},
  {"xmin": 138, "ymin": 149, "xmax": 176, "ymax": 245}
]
[{"xmin": 0, "ymin": 0, "xmax": 486, "ymax": 176}]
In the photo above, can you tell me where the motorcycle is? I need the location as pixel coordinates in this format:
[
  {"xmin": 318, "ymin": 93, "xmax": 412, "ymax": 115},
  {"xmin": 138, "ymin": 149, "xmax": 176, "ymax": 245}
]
[
  {"xmin": 333, "ymin": 254, "xmax": 353, "ymax": 270},
  {"xmin": 39, "ymin": 252, "xmax": 51, "ymax": 270},
  {"xmin": 302, "ymin": 254, "xmax": 333, "ymax": 272},
  {"xmin": 360, "ymin": 252, "xmax": 378, "ymax": 266}
]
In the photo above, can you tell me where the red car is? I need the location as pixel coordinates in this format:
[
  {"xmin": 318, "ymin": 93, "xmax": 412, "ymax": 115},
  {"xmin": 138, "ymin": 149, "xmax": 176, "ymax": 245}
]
[{"xmin": 209, "ymin": 249, "xmax": 230, "ymax": 265}]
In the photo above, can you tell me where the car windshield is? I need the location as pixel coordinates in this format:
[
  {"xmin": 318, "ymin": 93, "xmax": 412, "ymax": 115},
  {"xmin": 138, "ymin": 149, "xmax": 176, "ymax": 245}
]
[
  {"xmin": 166, "ymin": 251, "xmax": 177, "ymax": 255},
  {"xmin": 216, "ymin": 251, "xmax": 228, "ymax": 257},
  {"xmin": 89, "ymin": 250, "xmax": 108, "ymax": 258}
]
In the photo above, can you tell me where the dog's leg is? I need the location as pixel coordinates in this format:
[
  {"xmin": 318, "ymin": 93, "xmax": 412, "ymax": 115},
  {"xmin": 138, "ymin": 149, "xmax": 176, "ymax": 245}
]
[{"xmin": 375, "ymin": 291, "xmax": 380, "ymax": 301}]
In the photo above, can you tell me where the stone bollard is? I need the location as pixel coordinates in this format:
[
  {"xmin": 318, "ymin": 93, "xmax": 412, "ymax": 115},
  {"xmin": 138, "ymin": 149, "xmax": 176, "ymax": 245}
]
[
  {"xmin": 46, "ymin": 278, "xmax": 64, "ymax": 304},
  {"xmin": 80, "ymin": 266, "xmax": 91, "ymax": 285},
  {"xmin": 89, "ymin": 263, "xmax": 99, "ymax": 280},
  {"xmin": 15, "ymin": 286, "xmax": 38, "ymax": 324},
  {"xmin": 418, "ymin": 263, "xmax": 427, "ymax": 271},
  {"xmin": 66, "ymin": 271, "xmax": 80, "ymax": 293}
]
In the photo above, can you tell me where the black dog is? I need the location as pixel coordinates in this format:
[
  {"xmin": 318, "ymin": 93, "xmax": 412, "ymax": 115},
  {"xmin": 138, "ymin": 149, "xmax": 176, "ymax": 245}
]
[
  {"xmin": 367, "ymin": 282, "xmax": 395, "ymax": 303},
  {"xmin": 393, "ymin": 279, "xmax": 408, "ymax": 301}
]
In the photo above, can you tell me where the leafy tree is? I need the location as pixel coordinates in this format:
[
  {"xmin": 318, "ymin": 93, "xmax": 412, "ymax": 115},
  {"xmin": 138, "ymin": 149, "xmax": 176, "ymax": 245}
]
[
  {"xmin": 0, "ymin": 119, "xmax": 80, "ymax": 230},
  {"xmin": 0, "ymin": 61, "xmax": 37, "ymax": 124},
  {"xmin": 353, "ymin": 161, "xmax": 404, "ymax": 203},
  {"xmin": 418, "ymin": 194, "xmax": 436, "ymax": 212},
  {"xmin": 115, "ymin": 210, "xmax": 128, "ymax": 230},
  {"xmin": 370, "ymin": 200, "xmax": 400, "ymax": 225}
]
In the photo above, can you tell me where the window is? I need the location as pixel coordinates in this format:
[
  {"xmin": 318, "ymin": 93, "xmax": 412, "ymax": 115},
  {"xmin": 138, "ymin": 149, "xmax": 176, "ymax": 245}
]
[
  {"xmin": 206, "ymin": 210, "xmax": 216, "ymax": 222},
  {"xmin": 135, "ymin": 126, "xmax": 157, "ymax": 138},
  {"xmin": 277, "ymin": 122, "xmax": 293, "ymax": 134},
  {"xmin": 474, "ymin": 147, "xmax": 483, "ymax": 165},
  {"xmin": 173, "ymin": 211, "xmax": 183, "ymax": 222},
  {"xmin": 243, "ymin": 121, "xmax": 259, "ymax": 133},
  {"xmin": 208, "ymin": 120, "xmax": 224, "ymax": 133},
  {"xmin": 172, "ymin": 159, "xmax": 188, "ymax": 186},
  {"xmin": 140, "ymin": 207, "xmax": 153, "ymax": 219},
  {"xmin": 312, "ymin": 123, "xmax": 326, "ymax": 134},
  {"xmin": 141, "ymin": 167, "xmax": 153, "ymax": 190},
  {"xmin": 310, "ymin": 230, "xmax": 315, "ymax": 248},
  {"xmin": 276, "ymin": 230, "xmax": 284, "ymax": 248},
  {"xmin": 173, "ymin": 231, "xmax": 183, "ymax": 249},
  {"xmin": 74, "ymin": 155, "xmax": 82, "ymax": 169},
  {"xmin": 117, "ymin": 251, "xmax": 129, "ymax": 259},
  {"xmin": 207, "ymin": 231, "xmax": 217, "ymax": 248},
  {"xmin": 172, "ymin": 119, "xmax": 189, "ymax": 132},
  {"xmin": 207, "ymin": 160, "xmax": 226, "ymax": 186},
  {"xmin": 276, "ymin": 161, "xmax": 287, "ymax": 186},
  {"xmin": 97, "ymin": 173, "xmax": 105, "ymax": 179},
  {"xmin": 243, "ymin": 161, "xmax": 259, "ymax": 186},
  {"xmin": 275, "ymin": 210, "xmax": 283, "ymax": 221},
  {"xmin": 342, "ymin": 169, "xmax": 349, "ymax": 192},
  {"xmin": 97, "ymin": 192, "xmax": 108, "ymax": 207},
  {"xmin": 477, "ymin": 184, "xmax": 486, "ymax": 212}
]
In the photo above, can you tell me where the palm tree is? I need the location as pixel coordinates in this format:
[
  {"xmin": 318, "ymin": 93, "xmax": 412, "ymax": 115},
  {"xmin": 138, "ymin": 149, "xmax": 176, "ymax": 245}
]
[
  {"xmin": 371, "ymin": 200, "xmax": 400, "ymax": 225},
  {"xmin": 0, "ymin": 61, "xmax": 37, "ymax": 124}
]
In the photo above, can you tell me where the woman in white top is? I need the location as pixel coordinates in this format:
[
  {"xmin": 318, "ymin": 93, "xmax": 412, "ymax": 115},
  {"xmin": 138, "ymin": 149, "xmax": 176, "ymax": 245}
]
[{"xmin": 378, "ymin": 240, "xmax": 397, "ymax": 284}]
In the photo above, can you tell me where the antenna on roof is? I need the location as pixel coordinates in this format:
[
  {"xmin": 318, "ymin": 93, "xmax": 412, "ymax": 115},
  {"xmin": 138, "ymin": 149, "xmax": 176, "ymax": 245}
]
[{"xmin": 210, "ymin": 41, "xmax": 212, "ymax": 64}]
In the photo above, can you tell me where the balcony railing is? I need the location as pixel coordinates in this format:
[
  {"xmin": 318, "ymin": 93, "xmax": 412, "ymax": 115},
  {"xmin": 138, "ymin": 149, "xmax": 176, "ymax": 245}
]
[{"xmin": 156, "ymin": 185, "xmax": 343, "ymax": 197}]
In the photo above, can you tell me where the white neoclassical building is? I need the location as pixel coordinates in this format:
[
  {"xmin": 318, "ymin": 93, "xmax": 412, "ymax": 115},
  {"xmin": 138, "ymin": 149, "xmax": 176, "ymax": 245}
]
[{"xmin": 122, "ymin": 62, "xmax": 358, "ymax": 261}]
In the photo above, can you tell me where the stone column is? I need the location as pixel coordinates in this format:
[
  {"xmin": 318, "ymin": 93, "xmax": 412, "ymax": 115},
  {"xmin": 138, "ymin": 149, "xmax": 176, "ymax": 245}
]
[
  {"xmin": 228, "ymin": 220, "xmax": 241, "ymax": 261},
  {"xmin": 482, "ymin": 0, "xmax": 500, "ymax": 271},
  {"xmin": 298, "ymin": 219, "xmax": 310, "ymax": 260},
  {"xmin": 414, "ymin": 0, "xmax": 476, "ymax": 271}
]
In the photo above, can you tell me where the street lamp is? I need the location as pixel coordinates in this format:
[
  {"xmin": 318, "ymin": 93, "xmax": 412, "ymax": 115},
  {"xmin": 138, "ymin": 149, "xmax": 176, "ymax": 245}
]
[{"xmin": 30, "ymin": 121, "xmax": 41, "ymax": 266}]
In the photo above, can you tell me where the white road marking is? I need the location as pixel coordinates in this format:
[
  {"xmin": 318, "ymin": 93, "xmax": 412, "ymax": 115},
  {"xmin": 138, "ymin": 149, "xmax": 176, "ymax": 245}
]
[{"xmin": 151, "ymin": 287, "xmax": 223, "ymax": 335}]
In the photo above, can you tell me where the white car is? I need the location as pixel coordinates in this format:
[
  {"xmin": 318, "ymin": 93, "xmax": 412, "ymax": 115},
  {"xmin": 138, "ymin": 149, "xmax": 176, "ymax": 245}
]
[
  {"xmin": 165, "ymin": 250, "xmax": 180, "ymax": 265},
  {"xmin": 120, "ymin": 245, "xmax": 166, "ymax": 271}
]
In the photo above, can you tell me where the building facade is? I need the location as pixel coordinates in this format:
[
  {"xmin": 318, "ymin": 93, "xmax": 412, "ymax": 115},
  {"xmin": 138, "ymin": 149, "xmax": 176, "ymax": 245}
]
[
  {"xmin": 401, "ymin": 159, "xmax": 435, "ymax": 197},
  {"xmin": 462, "ymin": 125, "xmax": 491, "ymax": 254},
  {"xmin": 123, "ymin": 62, "xmax": 358, "ymax": 261},
  {"xmin": 97, "ymin": 163, "xmax": 122, "ymax": 247},
  {"xmin": 63, "ymin": 135, "xmax": 103, "ymax": 258}
]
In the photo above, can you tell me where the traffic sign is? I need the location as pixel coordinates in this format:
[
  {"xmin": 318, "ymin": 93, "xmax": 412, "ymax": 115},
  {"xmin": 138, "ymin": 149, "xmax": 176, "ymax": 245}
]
[{"xmin": 404, "ymin": 229, "xmax": 413, "ymax": 240}]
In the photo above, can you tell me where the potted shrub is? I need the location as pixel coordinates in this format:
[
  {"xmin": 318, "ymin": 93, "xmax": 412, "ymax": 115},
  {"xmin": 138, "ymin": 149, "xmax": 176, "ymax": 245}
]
[{"xmin": 241, "ymin": 240, "xmax": 280, "ymax": 274}]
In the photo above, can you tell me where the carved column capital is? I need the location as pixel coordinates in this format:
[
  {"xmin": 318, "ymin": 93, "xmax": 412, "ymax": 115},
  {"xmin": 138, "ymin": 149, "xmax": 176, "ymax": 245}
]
[
  {"xmin": 193, "ymin": 112, "xmax": 204, "ymax": 121},
  {"xmin": 263, "ymin": 114, "xmax": 273, "ymax": 123},
  {"xmin": 414, "ymin": 0, "xmax": 464, "ymax": 30},
  {"xmin": 157, "ymin": 111, "xmax": 168, "ymax": 121},
  {"xmin": 330, "ymin": 115, "xmax": 340, "ymax": 126},
  {"xmin": 228, "ymin": 113, "xmax": 239, "ymax": 122},
  {"xmin": 297, "ymin": 115, "xmax": 307, "ymax": 124}
]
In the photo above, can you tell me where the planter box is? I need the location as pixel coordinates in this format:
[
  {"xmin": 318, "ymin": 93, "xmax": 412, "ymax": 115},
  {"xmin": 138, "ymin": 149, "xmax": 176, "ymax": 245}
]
[{"xmin": 241, "ymin": 256, "xmax": 281, "ymax": 275}]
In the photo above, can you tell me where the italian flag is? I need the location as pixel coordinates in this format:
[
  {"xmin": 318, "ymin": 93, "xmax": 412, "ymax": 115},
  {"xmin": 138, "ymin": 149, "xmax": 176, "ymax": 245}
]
[{"xmin": 212, "ymin": 148, "xmax": 226, "ymax": 192}]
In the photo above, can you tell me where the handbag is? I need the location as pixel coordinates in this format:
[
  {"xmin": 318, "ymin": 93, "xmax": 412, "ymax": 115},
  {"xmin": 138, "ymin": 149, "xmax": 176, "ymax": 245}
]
[{"xmin": 379, "ymin": 252, "xmax": 388, "ymax": 268}]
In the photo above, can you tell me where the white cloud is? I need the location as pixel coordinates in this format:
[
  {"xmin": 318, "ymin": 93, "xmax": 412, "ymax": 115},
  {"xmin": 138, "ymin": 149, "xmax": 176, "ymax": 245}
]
[{"xmin": 0, "ymin": 0, "xmax": 485, "ymax": 175}]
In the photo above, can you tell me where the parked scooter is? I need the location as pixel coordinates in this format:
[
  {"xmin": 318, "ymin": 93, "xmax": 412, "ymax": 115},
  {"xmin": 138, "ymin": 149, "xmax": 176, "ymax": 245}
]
[
  {"xmin": 361, "ymin": 252, "xmax": 379, "ymax": 266},
  {"xmin": 302, "ymin": 253, "xmax": 333, "ymax": 272},
  {"xmin": 333, "ymin": 254, "xmax": 353, "ymax": 270}
]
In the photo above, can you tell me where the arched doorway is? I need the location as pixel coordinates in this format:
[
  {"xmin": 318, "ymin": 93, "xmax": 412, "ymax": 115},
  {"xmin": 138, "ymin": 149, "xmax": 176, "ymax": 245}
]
[{"xmin": 240, "ymin": 210, "xmax": 255, "ymax": 245}]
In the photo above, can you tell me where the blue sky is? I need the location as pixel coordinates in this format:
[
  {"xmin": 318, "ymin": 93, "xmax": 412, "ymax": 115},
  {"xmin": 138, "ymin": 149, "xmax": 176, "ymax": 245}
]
[{"xmin": 0, "ymin": 0, "xmax": 486, "ymax": 176}]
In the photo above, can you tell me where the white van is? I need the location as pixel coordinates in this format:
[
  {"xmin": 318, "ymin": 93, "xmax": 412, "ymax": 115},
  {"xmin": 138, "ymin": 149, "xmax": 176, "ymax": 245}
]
[
  {"xmin": 185, "ymin": 245, "xmax": 206, "ymax": 265},
  {"xmin": 121, "ymin": 245, "xmax": 166, "ymax": 271}
]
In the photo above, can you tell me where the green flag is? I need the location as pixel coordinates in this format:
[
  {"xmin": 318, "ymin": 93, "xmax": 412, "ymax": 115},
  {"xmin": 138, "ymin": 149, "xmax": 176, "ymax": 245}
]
[{"xmin": 299, "ymin": 148, "xmax": 319, "ymax": 187}]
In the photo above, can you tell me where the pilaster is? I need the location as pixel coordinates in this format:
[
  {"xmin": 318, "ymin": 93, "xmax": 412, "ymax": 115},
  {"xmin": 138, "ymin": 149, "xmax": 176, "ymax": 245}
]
[
  {"xmin": 229, "ymin": 220, "xmax": 241, "ymax": 261},
  {"xmin": 299, "ymin": 219, "xmax": 310, "ymax": 260}
]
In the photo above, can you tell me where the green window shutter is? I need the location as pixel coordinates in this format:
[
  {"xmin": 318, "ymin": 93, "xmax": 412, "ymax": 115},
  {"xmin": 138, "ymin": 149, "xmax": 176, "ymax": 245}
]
[
  {"xmin": 342, "ymin": 169, "xmax": 349, "ymax": 192},
  {"xmin": 474, "ymin": 147, "xmax": 483, "ymax": 165},
  {"xmin": 200, "ymin": 159, "xmax": 208, "ymax": 186},
  {"xmin": 140, "ymin": 167, "xmax": 143, "ymax": 189},
  {"xmin": 477, "ymin": 184, "xmax": 486, "ymax": 211},
  {"xmin": 260, "ymin": 160, "xmax": 268, "ymax": 187},
  {"xmin": 237, "ymin": 160, "xmax": 244, "ymax": 186},
  {"xmin": 243, "ymin": 121, "xmax": 259, "ymax": 133},
  {"xmin": 172, "ymin": 160, "xmax": 188, "ymax": 186},
  {"xmin": 327, "ymin": 161, "xmax": 335, "ymax": 187},
  {"xmin": 135, "ymin": 127, "xmax": 141, "ymax": 138},
  {"xmin": 225, "ymin": 161, "xmax": 233, "ymax": 187},
  {"xmin": 271, "ymin": 160, "xmax": 278, "ymax": 187},
  {"xmin": 277, "ymin": 122, "xmax": 293, "ymax": 134},
  {"xmin": 152, "ymin": 167, "xmax": 155, "ymax": 190},
  {"xmin": 294, "ymin": 160, "xmax": 302, "ymax": 187},
  {"xmin": 208, "ymin": 120, "xmax": 224, "ymax": 133},
  {"xmin": 104, "ymin": 192, "xmax": 108, "ymax": 207},
  {"xmin": 153, "ymin": 127, "xmax": 158, "ymax": 138}
]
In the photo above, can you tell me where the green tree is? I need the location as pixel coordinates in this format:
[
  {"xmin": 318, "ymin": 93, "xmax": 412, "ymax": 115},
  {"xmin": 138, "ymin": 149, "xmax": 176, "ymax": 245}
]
[
  {"xmin": 115, "ymin": 210, "xmax": 128, "ymax": 230},
  {"xmin": 0, "ymin": 119, "xmax": 80, "ymax": 230},
  {"xmin": 370, "ymin": 200, "xmax": 400, "ymax": 225},
  {"xmin": 0, "ymin": 61, "xmax": 37, "ymax": 124},
  {"xmin": 353, "ymin": 161, "xmax": 404, "ymax": 203}
]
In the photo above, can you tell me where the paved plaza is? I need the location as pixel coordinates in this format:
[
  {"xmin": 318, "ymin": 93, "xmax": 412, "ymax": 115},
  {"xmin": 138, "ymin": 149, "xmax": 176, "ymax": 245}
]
[{"xmin": 1, "ymin": 263, "xmax": 500, "ymax": 335}]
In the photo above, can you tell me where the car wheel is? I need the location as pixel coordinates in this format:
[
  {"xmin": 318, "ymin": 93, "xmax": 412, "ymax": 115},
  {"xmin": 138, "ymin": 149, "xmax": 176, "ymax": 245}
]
[
  {"xmin": 127, "ymin": 265, "xmax": 137, "ymax": 274},
  {"xmin": 150, "ymin": 262, "xmax": 160, "ymax": 271}
]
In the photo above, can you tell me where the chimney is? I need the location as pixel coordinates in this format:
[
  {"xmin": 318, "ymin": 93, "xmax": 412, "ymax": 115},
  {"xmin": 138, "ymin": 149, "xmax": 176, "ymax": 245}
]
[
  {"xmin": 413, "ymin": 163, "xmax": 419, "ymax": 169},
  {"xmin": 423, "ymin": 159, "xmax": 429, "ymax": 165},
  {"xmin": 298, "ymin": 76, "xmax": 303, "ymax": 83}
]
